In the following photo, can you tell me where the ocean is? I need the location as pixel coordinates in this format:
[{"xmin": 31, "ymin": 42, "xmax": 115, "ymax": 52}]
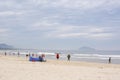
[{"xmin": 0, "ymin": 49, "xmax": 120, "ymax": 64}]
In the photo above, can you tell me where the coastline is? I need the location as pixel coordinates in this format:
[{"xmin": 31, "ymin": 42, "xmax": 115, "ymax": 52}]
[
  {"xmin": 0, "ymin": 55, "xmax": 120, "ymax": 80},
  {"xmin": 1, "ymin": 50, "xmax": 120, "ymax": 64}
]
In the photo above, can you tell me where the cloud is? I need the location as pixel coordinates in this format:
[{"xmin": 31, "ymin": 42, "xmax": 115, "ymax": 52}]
[
  {"xmin": 0, "ymin": 28, "xmax": 8, "ymax": 33},
  {"xmin": 53, "ymin": 32, "xmax": 113, "ymax": 39},
  {"xmin": 0, "ymin": 0, "xmax": 119, "ymax": 39},
  {"xmin": 0, "ymin": 28, "xmax": 14, "ymax": 44},
  {"xmin": 32, "ymin": 0, "xmax": 120, "ymax": 10},
  {"xmin": 0, "ymin": 28, "xmax": 9, "ymax": 38},
  {"xmin": 2, "ymin": 0, "xmax": 116, "ymax": 13},
  {"xmin": 0, "ymin": 11, "xmax": 23, "ymax": 16},
  {"xmin": 47, "ymin": 28, "xmax": 113, "ymax": 39},
  {"xmin": 0, "ymin": 0, "xmax": 119, "ymax": 49},
  {"xmin": 88, "ymin": 33, "xmax": 113, "ymax": 39},
  {"xmin": 1, "ymin": 0, "xmax": 120, "ymax": 13},
  {"xmin": 29, "ymin": 21, "xmax": 114, "ymax": 39},
  {"xmin": 55, "ymin": 33, "xmax": 88, "ymax": 38}
]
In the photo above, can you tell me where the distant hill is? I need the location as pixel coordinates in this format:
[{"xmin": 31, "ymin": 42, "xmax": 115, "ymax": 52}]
[
  {"xmin": 79, "ymin": 47, "xmax": 96, "ymax": 51},
  {"xmin": 0, "ymin": 43, "xmax": 14, "ymax": 49}
]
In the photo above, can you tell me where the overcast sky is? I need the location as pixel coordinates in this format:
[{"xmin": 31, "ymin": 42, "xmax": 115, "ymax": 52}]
[{"xmin": 0, "ymin": 0, "xmax": 120, "ymax": 50}]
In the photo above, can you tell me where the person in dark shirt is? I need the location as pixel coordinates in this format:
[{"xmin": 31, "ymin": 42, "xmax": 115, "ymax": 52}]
[
  {"xmin": 67, "ymin": 54, "xmax": 71, "ymax": 61},
  {"xmin": 5, "ymin": 52, "xmax": 7, "ymax": 56},
  {"xmin": 109, "ymin": 57, "xmax": 111, "ymax": 63}
]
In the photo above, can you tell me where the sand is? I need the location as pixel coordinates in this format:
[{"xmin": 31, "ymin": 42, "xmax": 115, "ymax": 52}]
[{"xmin": 0, "ymin": 55, "xmax": 120, "ymax": 80}]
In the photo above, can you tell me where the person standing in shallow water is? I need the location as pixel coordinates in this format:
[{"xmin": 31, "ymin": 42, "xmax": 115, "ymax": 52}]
[
  {"xmin": 109, "ymin": 57, "xmax": 111, "ymax": 63},
  {"xmin": 5, "ymin": 52, "xmax": 7, "ymax": 56},
  {"xmin": 67, "ymin": 54, "xmax": 71, "ymax": 61},
  {"xmin": 17, "ymin": 52, "xmax": 20, "ymax": 57},
  {"xmin": 56, "ymin": 53, "xmax": 60, "ymax": 60}
]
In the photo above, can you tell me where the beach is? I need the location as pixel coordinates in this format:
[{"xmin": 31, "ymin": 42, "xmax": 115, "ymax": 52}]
[{"xmin": 0, "ymin": 55, "xmax": 120, "ymax": 80}]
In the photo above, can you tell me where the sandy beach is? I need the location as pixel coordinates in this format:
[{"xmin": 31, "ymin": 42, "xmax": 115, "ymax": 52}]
[{"xmin": 0, "ymin": 55, "xmax": 120, "ymax": 80}]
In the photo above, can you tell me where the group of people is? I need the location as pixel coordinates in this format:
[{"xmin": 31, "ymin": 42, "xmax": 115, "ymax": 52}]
[
  {"xmin": 29, "ymin": 53, "xmax": 46, "ymax": 62},
  {"xmin": 56, "ymin": 53, "xmax": 71, "ymax": 61},
  {"xmin": 29, "ymin": 53, "xmax": 71, "ymax": 62},
  {"xmin": 3, "ymin": 52, "xmax": 112, "ymax": 63}
]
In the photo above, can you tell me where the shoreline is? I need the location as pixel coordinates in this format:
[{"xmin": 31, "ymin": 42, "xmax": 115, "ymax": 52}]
[
  {"xmin": 1, "ymin": 50, "xmax": 120, "ymax": 64},
  {"xmin": 1, "ymin": 55, "xmax": 120, "ymax": 67}
]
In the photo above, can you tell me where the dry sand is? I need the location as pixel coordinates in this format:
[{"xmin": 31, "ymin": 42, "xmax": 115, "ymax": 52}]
[{"xmin": 0, "ymin": 55, "xmax": 120, "ymax": 80}]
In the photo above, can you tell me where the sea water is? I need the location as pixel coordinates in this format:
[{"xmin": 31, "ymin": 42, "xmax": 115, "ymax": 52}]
[{"xmin": 0, "ymin": 50, "xmax": 120, "ymax": 64}]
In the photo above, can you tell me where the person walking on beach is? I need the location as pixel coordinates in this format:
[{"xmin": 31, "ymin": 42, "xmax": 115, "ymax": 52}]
[
  {"xmin": 39, "ymin": 56, "xmax": 42, "ymax": 62},
  {"xmin": 26, "ymin": 54, "xmax": 29, "ymax": 58},
  {"xmin": 17, "ymin": 52, "xmax": 20, "ymax": 57},
  {"xmin": 109, "ymin": 57, "xmax": 111, "ymax": 63},
  {"xmin": 41, "ymin": 54, "xmax": 46, "ymax": 62},
  {"xmin": 5, "ymin": 52, "xmax": 7, "ymax": 56},
  {"xmin": 67, "ymin": 54, "xmax": 71, "ymax": 61},
  {"xmin": 56, "ymin": 53, "xmax": 60, "ymax": 60},
  {"xmin": 41, "ymin": 54, "xmax": 45, "ymax": 58}
]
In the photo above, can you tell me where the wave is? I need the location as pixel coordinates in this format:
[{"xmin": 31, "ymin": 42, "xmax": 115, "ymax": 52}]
[
  {"xmin": 1, "ymin": 50, "xmax": 55, "ymax": 55},
  {"xmin": 72, "ymin": 53, "xmax": 120, "ymax": 59},
  {"xmin": 37, "ymin": 52, "xmax": 55, "ymax": 55}
]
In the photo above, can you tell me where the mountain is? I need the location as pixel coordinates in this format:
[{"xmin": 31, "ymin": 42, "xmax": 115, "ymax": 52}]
[
  {"xmin": 79, "ymin": 47, "xmax": 96, "ymax": 51},
  {"xmin": 0, "ymin": 43, "xmax": 14, "ymax": 49}
]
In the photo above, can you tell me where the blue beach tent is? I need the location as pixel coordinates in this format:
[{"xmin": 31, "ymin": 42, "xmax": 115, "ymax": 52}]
[{"xmin": 29, "ymin": 56, "xmax": 43, "ymax": 62}]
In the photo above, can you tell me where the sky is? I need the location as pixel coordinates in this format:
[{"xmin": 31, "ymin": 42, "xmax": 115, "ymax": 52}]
[{"xmin": 0, "ymin": 0, "xmax": 120, "ymax": 50}]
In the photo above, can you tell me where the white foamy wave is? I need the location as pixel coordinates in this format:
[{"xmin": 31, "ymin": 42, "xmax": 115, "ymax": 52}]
[
  {"xmin": 98, "ymin": 54, "xmax": 120, "ymax": 58},
  {"xmin": 72, "ymin": 54, "xmax": 99, "ymax": 57},
  {"xmin": 37, "ymin": 52, "xmax": 55, "ymax": 55},
  {"xmin": 8, "ymin": 51, "xmax": 29, "ymax": 55},
  {"xmin": 19, "ymin": 52, "xmax": 29, "ymax": 54},
  {"xmin": 72, "ymin": 54, "xmax": 120, "ymax": 59}
]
